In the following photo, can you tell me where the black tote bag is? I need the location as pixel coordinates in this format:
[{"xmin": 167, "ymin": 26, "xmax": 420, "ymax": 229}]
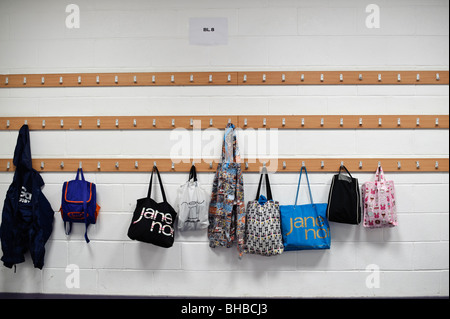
[
  {"xmin": 127, "ymin": 165, "xmax": 177, "ymax": 248},
  {"xmin": 326, "ymin": 165, "xmax": 362, "ymax": 225}
]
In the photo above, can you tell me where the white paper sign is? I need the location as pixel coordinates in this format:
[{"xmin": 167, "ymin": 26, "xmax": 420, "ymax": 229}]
[{"xmin": 189, "ymin": 17, "xmax": 228, "ymax": 46}]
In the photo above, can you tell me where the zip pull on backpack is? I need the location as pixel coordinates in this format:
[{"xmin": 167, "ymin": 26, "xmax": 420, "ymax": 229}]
[{"xmin": 60, "ymin": 168, "xmax": 100, "ymax": 243}]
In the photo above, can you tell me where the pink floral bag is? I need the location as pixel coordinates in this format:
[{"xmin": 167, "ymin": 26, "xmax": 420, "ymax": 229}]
[{"xmin": 362, "ymin": 166, "xmax": 398, "ymax": 228}]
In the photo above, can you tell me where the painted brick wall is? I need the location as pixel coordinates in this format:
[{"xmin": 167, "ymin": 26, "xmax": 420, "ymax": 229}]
[{"xmin": 0, "ymin": 0, "xmax": 448, "ymax": 297}]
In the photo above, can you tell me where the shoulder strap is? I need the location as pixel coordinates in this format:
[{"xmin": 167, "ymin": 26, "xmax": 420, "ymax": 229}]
[
  {"xmin": 75, "ymin": 168, "xmax": 85, "ymax": 181},
  {"xmin": 339, "ymin": 165, "xmax": 353, "ymax": 178},
  {"xmin": 147, "ymin": 165, "xmax": 167, "ymax": 202},
  {"xmin": 294, "ymin": 166, "xmax": 314, "ymax": 206},
  {"xmin": 255, "ymin": 171, "xmax": 273, "ymax": 201},
  {"xmin": 188, "ymin": 164, "xmax": 197, "ymax": 182}
]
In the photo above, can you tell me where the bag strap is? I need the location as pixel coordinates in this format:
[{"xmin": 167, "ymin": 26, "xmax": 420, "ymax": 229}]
[
  {"xmin": 294, "ymin": 166, "xmax": 314, "ymax": 206},
  {"xmin": 339, "ymin": 165, "xmax": 353, "ymax": 178},
  {"xmin": 221, "ymin": 123, "xmax": 239, "ymax": 166},
  {"xmin": 75, "ymin": 168, "xmax": 85, "ymax": 181},
  {"xmin": 188, "ymin": 164, "xmax": 197, "ymax": 182},
  {"xmin": 255, "ymin": 170, "xmax": 273, "ymax": 201},
  {"xmin": 147, "ymin": 165, "xmax": 167, "ymax": 202},
  {"xmin": 82, "ymin": 182, "xmax": 90, "ymax": 243}
]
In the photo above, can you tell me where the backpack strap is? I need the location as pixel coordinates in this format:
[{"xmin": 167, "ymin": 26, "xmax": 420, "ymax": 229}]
[{"xmin": 83, "ymin": 181, "xmax": 90, "ymax": 243}]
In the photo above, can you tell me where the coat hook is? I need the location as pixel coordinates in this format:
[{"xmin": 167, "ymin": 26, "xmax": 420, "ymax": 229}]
[
  {"xmin": 359, "ymin": 118, "xmax": 363, "ymax": 126},
  {"xmin": 42, "ymin": 120, "xmax": 45, "ymax": 128},
  {"xmin": 60, "ymin": 119, "xmax": 64, "ymax": 128},
  {"xmin": 244, "ymin": 118, "xmax": 247, "ymax": 127},
  {"xmin": 416, "ymin": 161, "xmax": 420, "ymax": 169},
  {"xmin": 359, "ymin": 74, "xmax": 363, "ymax": 81},
  {"xmin": 435, "ymin": 118, "xmax": 439, "ymax": 126},
  {"xmin": 301, "ymin": 74, "xmax": 305, "ymax": 81},
  {"xmin": 378, "ymin": 118, "xmax": 382, "ymax": 126},
  {"xmin": 41, "ymin": 77, "xmax": 45, "ymax": 85},
  {"xmin": 135, "ymin": 161, "xmax": 139, "ymax": 169},
  {"xmin": 282, "ymin": 74, "xmax": 286, "ymax": 82},
  {"xmin": 23, "ymin": 77, "xmax": 27, "ymax": 85},
  {"xmin": 436, "ymin": 73, "xmax": 440, "ymax": 81},
  {"xmin": 171, "ymin": 162, "xmax": 174, "ymax": 170},
  {"xmin": 282, "ymin": 118, "xmax": 286, "ymax": 126},
  {"xmin": 115, "ymin": 75, "xmax": 118, "ymax": 84},
  {"xmin": 378, "ymin": 74, "xmax": 382, "ymax": 82},
  {"xmin": 283, "ymin": 161, "xmax": 287, "ymax": 169},
  {"xmin": 171, "ymin": 119, "xmax": 175, "ymax": 127},
  {"xmin": 209, "ymin": 74, "xmax": 213, "ymax": 83},
  {"xmin": 134, "ymin": 76, "xmax": 137, "ymax": 83},
  {"xmin": 301, "ymin": 118, "xmax": 305, "ymax": 127},
  {"xmin": 340, "ymin": 161, "xmax": 344, "ymax": 167},
  {"xmin": 339, "ymin": 74, "xmax": 343, "ymax": 82},
  {"xmin": 359, "ymin": 161, "xmax": 363, "ymax": 169},
  {"xmin": 210, "ymin": 118, "xmax": 213, "ymax": 127},
  {"xmin": 320, "ymin": 118, "xmax": 324, "ymax": 126},
  {"xmin": 40, "ymin": 161, "xmax": 45, "ymax": 169},
  {"xmin": 397, "ymin": 161, "xmax": 401, "ymax": 169},
  {"xmin": 340, "ymin": 118, "xmax": 344, "ymax": 126},
  {"xmin": 6, "ymin": 120, "xmax": 10, "ymax": 128},
  {"xmin": 243, "ymin": 75, "xmax": 247, "ymax": 83},
  {"xmin": 97, "ymin": 119, "xmax": 101, "ymax": 127},
  {"xmin": 78, "ymin": 76, "xmax": 81, "ymax": 84},
  {"xmin": 262, "ymin": 74, "xmax": 266, "ymax": 82},
  {"xmin": 5, "ymin": 77, "xmax": 8, "ymax": 85},
  {"xmin": 227, "ymin": 118, "xmax": 231, "ymax": 124},
  {"xmin": 153, "ymin": 119, "xmax": 156, "ymax": 127},
  {"xmin": 79, "ymin": 119, "xmax": 82, "ymax": 128},
  {"xmin": 416, "ymin": 118, "xmax": 420, "ymax": 126},
  {"xmin": 190, "ymin": 118, "xmax": 193, "ymax": 127},
  {"xmin": 154, "ymin": 161, "xmax": 157, "ymax": 167},
  {"xmin": 79, "ymin": 161, "xmax": 83, "ymax": 169},
  {"xmin": 378, "ymin": 161, "xmax": 381, "ymax": 168},
  {"xmin": 209, "ymin": 162, "xmax": 213, "ymax": 169},
  {"xmin": 227, "ymin": 74, "xmax": 231, "ymax": 82},
  {"xmin": 60, "ymin": 161, "xmax": 64, "ymax": 169},
  {"xmin": 302, "ymin": 161, "xmax": 305, "ymax": 167},
  {"xmin": 7, "ymin": 161, "xmax": 11, "ymax": 170},
  {"xmin": 115, "ymin": 119, "xmax": 119, "ymax": 127},
  {"xmin": 97, "ymin": 162, "xmax": 101, "ymax": 170},
  {"xmin": 96, "ymin": 76, "xmax": 100, "ymax": 84},
  {"xmin": 397, "ymin": 118, "xmax": 401, "ymax": 126},
  {"xmin": 190, "ymin": 74, "xmax": 194, "ymax": 82},
  {"xmin": 397, "ymin": 74, "xmax": 401, "ymax": 82},
  {"xmin": 321, "ymin": 161, "xmax": 325, "ymax": 169},
  {"xmin": 263, "ymin": 118, "xmax": 267, "ymax": 127},
  {"xmin": 245, "ymin": 162, "xmax": 249, "ymax": 170},
  {"xmin": 152, "ymin": 75, "xmax": 156, "ymax": 83},
  {"xmin": 24, "ymin": 120, "xmax": 28, "ymax": 125},
  {"xmin": 59, "ymin": 76, "xmax": 63, "ymax": 84},
  {"xmin": 115, "ymin": 162, "xmax": 119, "ymax": 169},
  {"xmin": 435, "ymin": 161, "xmax": 439, "ymax": 169},
  {"xmin": 320, "ymin": 74, "xmax": 324, "ymax": 82},
  {"xmin": 416, "ymin": 74, "xmax": 420, "ymax": 81},
  {"xmin": 171, "ymin": 75, "xmax": 175, "ymax": 83},
  {"xmin": 133, "ymin": 119, "xmax": 137, "ymax": 127}
]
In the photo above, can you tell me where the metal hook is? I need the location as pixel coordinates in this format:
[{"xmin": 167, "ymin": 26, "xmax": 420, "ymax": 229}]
[
  {"xmin": 135, "ymin": 161, "xmax": 139, "ymax": 169},
  {"xmin": 115, "ymin": 162, "xmax": 119, "ymax": 169},
  {"xmin": 60, "ymin": 161, "xmax": 64, "ymax": 169},
  {"xmin": 283, "ymin": 161, "xmax": 286, "ymax": 169}
]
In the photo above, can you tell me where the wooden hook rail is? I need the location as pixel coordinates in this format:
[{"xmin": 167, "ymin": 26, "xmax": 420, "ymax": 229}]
[
  {"xmin": 1, "ymin": 115, "xmax": 448, "ymax": 131},
  {"xmin": 0, "ymin": 70, "xmax": 448, "ymax": 88},
  {"xmin": 0, "ymin": 158, "xmax": 447, "ymax": 173}
]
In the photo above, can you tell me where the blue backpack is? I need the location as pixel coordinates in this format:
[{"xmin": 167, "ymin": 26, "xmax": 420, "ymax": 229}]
[{"xmin": 60, "ymin": 169, "xmax": 100, "ymax": 243}]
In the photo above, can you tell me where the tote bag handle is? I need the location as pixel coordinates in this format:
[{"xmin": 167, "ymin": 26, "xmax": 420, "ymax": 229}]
[
  {"xmin": 339, "ymin": 165, "xmax": 353, "ymax": 179},
  {"xmin": 221, "ymin": 123, "xmax": 240, "ymax": 166},
  {"xmin": 255, "ymin": 170, "xmax": 273, "ymax": 201},
  {"xmin": 147, "ymin": 165, "xmax": 168, "ymax": 203},
  {"xmin": 188, "ymin": 164, "xmax": 198, "ymax": 182},
  {"xmin": 294, "ymin": 166, "xmax": 314, "ymax": 207}
]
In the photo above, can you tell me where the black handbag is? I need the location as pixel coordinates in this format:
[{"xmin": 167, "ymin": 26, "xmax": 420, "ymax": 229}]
[
  {"xmin": 127, "ymin": 165, "xmax": 177, "ymax": 248},
  {"xmin": 326, "ymin": 165, "xmax": 362, "ymax": 225}
]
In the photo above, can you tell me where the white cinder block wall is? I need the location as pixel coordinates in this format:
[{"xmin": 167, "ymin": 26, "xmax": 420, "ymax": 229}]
[{"xmin": 0, "ymin": 0, "xmax": 448, "ymax": 297}]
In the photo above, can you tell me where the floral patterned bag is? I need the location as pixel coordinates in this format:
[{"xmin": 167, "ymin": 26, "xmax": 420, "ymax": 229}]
[
  {"xmin": 208, "ymin": 123, "xmax": 246, "ymax": 258},
  {"xmin": 362, "ymin": 166, "xmax": 398, "ymax": 228}
]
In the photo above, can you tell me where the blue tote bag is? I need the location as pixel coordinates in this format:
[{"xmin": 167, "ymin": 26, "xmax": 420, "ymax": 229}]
[{"xmin": 280, "ymin": 167, "xmax": 330, "ymax": 251}]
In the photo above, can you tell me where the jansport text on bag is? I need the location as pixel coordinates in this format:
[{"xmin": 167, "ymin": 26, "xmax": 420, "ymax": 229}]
[
  {"xmin": 326, "ymin": 165, "xmax": 362, "ymax": 225},
  {"xmin": 280, "ymin": 166, "xmax": 330, "ymax": 251},
  {"xmin": 176, "ymin": 164, "xmax": 209, "ymax": 231},
  {"xmin": 60, "ymin": 168, "xmax": 100, "ymax": 243},
  {"xmin": 208, "ymin": 123, "xmax": 246, "ymax": 258},
  {"xmin": 244, "ymin": 168, "xmax": 284, "ymax": 256},
  {"xmin": 362, "ymin": 165, "xmax": 398, "ymax": 228},
  {"xmin": 127, "ymin": 165, "xmax": 177, "ymax": 248}
]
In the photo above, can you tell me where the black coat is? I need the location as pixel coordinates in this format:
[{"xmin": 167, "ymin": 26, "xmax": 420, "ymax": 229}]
[{"xmin": 0, "ymin": 125, "xmax": 55, "ymax": 269}]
